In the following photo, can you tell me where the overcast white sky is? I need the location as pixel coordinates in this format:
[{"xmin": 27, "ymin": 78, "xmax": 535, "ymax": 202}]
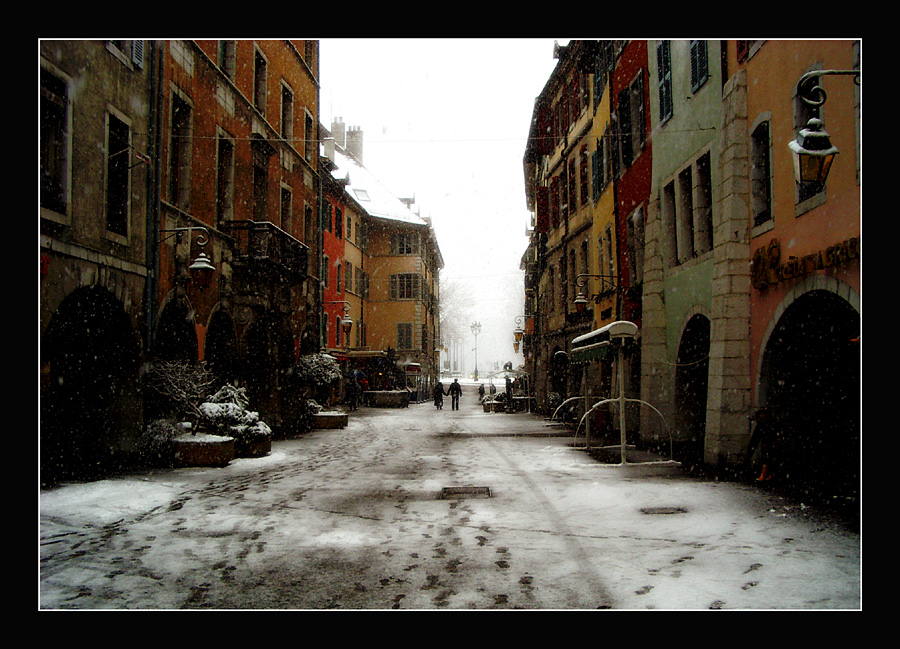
[{"xmin": 319, "ymin": 38, "xmax": 562, "ymax": 373}]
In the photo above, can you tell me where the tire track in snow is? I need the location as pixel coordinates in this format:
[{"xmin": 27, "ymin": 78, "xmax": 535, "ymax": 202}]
[{"xmin": 456, "ymin": 418, "xmax": 616, "ymax": 609}]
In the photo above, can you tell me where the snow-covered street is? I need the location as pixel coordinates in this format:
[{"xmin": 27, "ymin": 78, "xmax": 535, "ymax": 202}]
[{"xmin": 39, "ymin": 388, "xmax": 860, "ymax": 610}]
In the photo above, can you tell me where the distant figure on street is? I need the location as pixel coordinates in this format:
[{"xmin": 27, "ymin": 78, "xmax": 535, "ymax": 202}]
[
  {"xmin": 505, "ymin": 377, "xmax": 513, "ymax": 403},
  {"xmin": 448, "ymin": 378, "xmax": 462, "ymax": 410},
  {"xmin": 478, "ymin": 383, "xmax": 485, "ymax": 401},
  {"xmin": 433, "ymin": 382, "xmax": 447, "ymax": 410},
  {"xmin": 346, "ymin": 374, "xmax": 360, "ymax": 411},
  {"xmin": 747, "ymin": 407, "xmax": 780, "ymax": 482}
]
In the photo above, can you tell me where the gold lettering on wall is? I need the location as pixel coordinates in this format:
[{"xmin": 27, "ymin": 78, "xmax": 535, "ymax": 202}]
[{"xmin": 751, "ymin": 237, "xmax": 859, "ymax": 290}]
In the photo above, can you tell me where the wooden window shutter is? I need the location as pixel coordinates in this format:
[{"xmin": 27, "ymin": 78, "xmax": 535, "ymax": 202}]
[{"xmin": 132, "ymin": 40, "xmax": 145, "ymax": 69}]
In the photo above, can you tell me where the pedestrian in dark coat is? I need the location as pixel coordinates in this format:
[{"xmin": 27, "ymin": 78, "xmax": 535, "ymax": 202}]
[
  {"xmin": 747, "ymin": 407, "xmax": 780, "ymax": 482},
  {"xmin": 448, "ymin": 378, "xmax": 462, "ymax": 410},
  {"xmin": 433, "ymin": 382, "xmax": 447, "ymax": 409}
]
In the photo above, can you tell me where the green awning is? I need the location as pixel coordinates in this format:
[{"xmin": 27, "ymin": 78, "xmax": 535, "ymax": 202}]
[{"xmin": 570, "ymin": 340, "xmax": 610, "ymax": 364}]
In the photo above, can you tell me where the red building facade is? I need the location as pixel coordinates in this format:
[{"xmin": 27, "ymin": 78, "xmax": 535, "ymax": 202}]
[{"xmin": 151, "ymin": 40, "xmax": 320, "ymax": 431}]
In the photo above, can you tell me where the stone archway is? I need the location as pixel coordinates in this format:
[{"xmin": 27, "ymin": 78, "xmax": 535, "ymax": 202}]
[
  {"xmin": 674, "ymin": 313, "xmax": 711, "ymax": 467},
  {"xmin": 41, "ymin": 285, "xmax": 141, "ymax": 481},
  {"xmin": 550, "ymin": 347, "xmax": 568, "ymax": 396},
  {"xmin": 758, "ymin": 286, "xmax": 860, "ymax": 501},
  {"xmin": 205, "ymin": 307, "xmax": 238, "ymax": 389},
  {"xmin": 155, "ymin": 295, "xmax": 198, "ymax": 362},
  {"xmin": 242, "ymin": 311, "xmax": 296, "ymax": 429}
]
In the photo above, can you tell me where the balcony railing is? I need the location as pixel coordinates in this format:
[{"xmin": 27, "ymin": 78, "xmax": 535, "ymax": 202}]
[{"xmin": 222, "ymin": 220, "xmax": 309, "ymax": 284}]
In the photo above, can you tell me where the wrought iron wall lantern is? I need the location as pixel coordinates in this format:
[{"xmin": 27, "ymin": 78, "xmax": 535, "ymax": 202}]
[
  {"xmin": 325, "ymin": 301, "xmax": 354, "ymax": 337},
  {"xmin": 788, "ymin": 68, "xmax": 860, "ymax": 185},
  {"xmin": 513, "ymin": 314, "xmax": 531, "ymax": 353},
  {"xmin": 160, "ymin": 225, "xmax": 216, "ymax": 289},
  {"xmin": 573, "ymin": 273, "xmax": 621, "ymax": 313}
]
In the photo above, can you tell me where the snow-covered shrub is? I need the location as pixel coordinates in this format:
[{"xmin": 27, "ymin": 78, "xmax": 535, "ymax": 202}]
[
  {"xmin": 198, "ymin": 384, "xmax": 272, "ymax": 444},
  {"xmin": 204, "ymin": 384, "xmax": 250, "ymax": 410},
  {"xmin": 292, "ymin": 353, "xmax": 342, "ymax": 388},
  {"xmin": 145, "ymin": 360, "xmax": 216, "ymax": 423},
  {"xmin": 139, "ymin": 419, "xmax": 182, "ymax": 467}
]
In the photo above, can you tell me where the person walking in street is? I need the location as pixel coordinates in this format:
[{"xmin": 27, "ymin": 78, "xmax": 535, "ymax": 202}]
[
  {"xmin": 346, "ymin": 374, "xmax": 360, "ymax": 411},
  {"xmin": 433, "ymin": 381, "xmax": 447, "ymax": 410},
  {"xmin": 747, "ymin": 407, "xmax": 781, "ymax": 483},
  {"xmin": 478, "ymin": 383, "xmax": 485, "ymax": 401},
  {"xmin": 448, "ymin": 378, "xmax": 462, "ymax": 410}
]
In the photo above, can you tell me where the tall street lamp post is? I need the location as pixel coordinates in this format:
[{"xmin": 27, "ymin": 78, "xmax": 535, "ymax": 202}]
[{"xmin": 471, "ymin": 321, "xmax": 481, "ymax": 381}]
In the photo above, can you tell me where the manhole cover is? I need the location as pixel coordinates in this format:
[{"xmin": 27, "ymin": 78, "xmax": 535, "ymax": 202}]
[
  {"xmin": 439, "ymin": 486, "xmax": 492, "ymax": 500},
  {"xmin": 641, "ymin": 506, "xmax": 687, "ymax": 515}
]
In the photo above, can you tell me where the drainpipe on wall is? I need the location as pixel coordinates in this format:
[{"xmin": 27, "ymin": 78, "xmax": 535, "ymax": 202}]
[{"xmin": 144, "ymin": 40, "xmax": 164, "ymax": 361}]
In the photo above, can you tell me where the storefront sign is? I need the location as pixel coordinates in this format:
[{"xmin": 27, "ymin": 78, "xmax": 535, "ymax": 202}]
[{"xmin": 751, "ymin": 236, "xmax": 859, "ymax": 290}]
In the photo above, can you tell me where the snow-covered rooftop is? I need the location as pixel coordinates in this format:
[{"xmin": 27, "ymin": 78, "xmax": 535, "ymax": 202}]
[{"xmin": 329, "ymin": 148, "xmax": 429, "ymax": 228}]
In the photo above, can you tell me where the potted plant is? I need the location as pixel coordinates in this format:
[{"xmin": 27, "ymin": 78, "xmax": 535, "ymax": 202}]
[
  {"xmin": 198, "ymin": 384, "xmax": 273, "ymax": 457},
  {"xmin": 143, "ymin": 360, "xmax": 235, "ymax": 468}
]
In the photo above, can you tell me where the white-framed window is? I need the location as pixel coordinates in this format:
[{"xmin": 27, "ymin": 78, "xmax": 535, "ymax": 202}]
[
  {"xmin": 169, "ymin": 90, "xmax": 193, "ymax": 210},
  {"xmin": 169, "ymin": 40, "xmax": 193, "ymax": 76},
  {"xmin": 281, "ymin": 81, "xmax": 294, "ymax": 142},
  {"xmin": 254, "ymin": 46, "xmax": 268, "ymax": 115},
  {"xmin": 656, "ymin": 40, "xmax": 673, "ymax": 123},
  {"xmin": 397, "ymin": 323, "xmax": 414, "ymax": 350},
  {"xmin": 689, "ymin": 40, "xmax": 709, "ymax": 93},
  {"xmin": 304, "ymin": 110, "xmax": 315, "ymax": 161},
  {"xmin": 626, "ymin": 205, "xmax": 645, "ymax": 285},
  {"xmin": 662, "ymin": 150, "xmax": 714, "ymax": 267},
  {"xmin": 40, "ymin": 62, "xmax": 71, "ymax": 221},
  {"xmin": 105, "ymin": 109, "xmax": 131, "ymax": 239},
  {"xmin": 750, "ymin": 118, "xmax": 773, "ymax": 227},
  {"xmin": 218, "ymin": 40, "xmax": 236, "ymax": 79},
  {"xmin": 390, "ymin": 273, "xmax": 420, "ymax": 300},
  {"xmin": 280, "ymin": 184, "xmax": 293, "ymax": 234},
  {"xmin": 252, "ymin": 142, "xmax": 269, "ymax": 221},
  {"xmin": 108, "ymin": 40, "xmax": 145, "ymax": 69},
  {"xmin": 216, "ymin": 130, "xmax": 235, "ymax": 225},
  {"xmin": 391, "ymin": 232, "xmax": 420, "ymax": 255}
]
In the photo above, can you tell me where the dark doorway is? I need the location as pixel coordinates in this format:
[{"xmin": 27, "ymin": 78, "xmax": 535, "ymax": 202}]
[
  {"xmin": 760, "ymin": 290, "xmax": 860, "ymax": 503},
  {"xmin": 205, "ymin": 308, "xmax": 238, "ymax": 389},
  {"xmin": 674, "ymin": 314, "xmax": 711, "ymax": 467},
  {"xmin": 155, "ymin": 297, "xmax": 198, "ymax": 362},
  {"xmin": 41, "ymin": 286, "xmax": 141, "ymax": 481},
  {"xmin": 244, "ymin": 313, "xmax": 296, "ymax": 426}
]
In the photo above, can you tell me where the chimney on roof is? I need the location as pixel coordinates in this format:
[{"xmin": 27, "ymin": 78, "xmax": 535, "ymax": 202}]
[
  {"xmin": 347, "ymin": 126, "xmax": 363, "ymax": 164},
  {"xmin": 332, "ymin": 117, "xmax": 346, "ymax": 149}
]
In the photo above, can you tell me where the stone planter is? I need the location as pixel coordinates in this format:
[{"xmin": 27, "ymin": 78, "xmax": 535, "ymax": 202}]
[
  {"xmin": 366, "ymin": 391, "xmax": 410, "ymax": 408},
  {"xmin": 483, "ymin": 401, "xmax": 491, "ymax": 413},
  {"xmin": 490, "ymin": 401, "xmax": 506, "ymax": 413},
  {"xmin": 173, "ymin": 432, "xmax": 234, "ymax": 468},
  {"xmin": 234, "ymin": 436, "xmax": 272, "ymax": 458},
  {"xmin": 312, "ymin": 412, "xmax": 349, "ymax": 429}
]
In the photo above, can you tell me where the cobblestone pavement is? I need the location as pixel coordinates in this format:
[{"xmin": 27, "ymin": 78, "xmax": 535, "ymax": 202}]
[{"xmin": 40, "ymin": 391, "xmax": 861, "ymax": 610}]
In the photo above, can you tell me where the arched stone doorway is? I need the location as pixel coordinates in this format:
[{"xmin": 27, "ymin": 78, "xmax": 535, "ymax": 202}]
[
  {"xmin": 243, "ymin": 312, "xmax": 296, "ymax": 430},
  {"xmin": 759, "ymin": 289, "xmax": 860, "ymax": 501},
  {"xmin": 550, "ymin": 347, "xmax": 568, "ymax": 396},
  {"xmin": 205, "ymin": 307, "xmax": 238, "ymax": 389},
  {"xmin": 155, "ymin": 296, "xmax": 198, "ymax": 362},
  {"xmin": 41, "ymin": 286, "xmax": 141, "ymax": 481},
  {"xmin": 674, "ymin": 313, "xmax": 711, "ymax": 467}
]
